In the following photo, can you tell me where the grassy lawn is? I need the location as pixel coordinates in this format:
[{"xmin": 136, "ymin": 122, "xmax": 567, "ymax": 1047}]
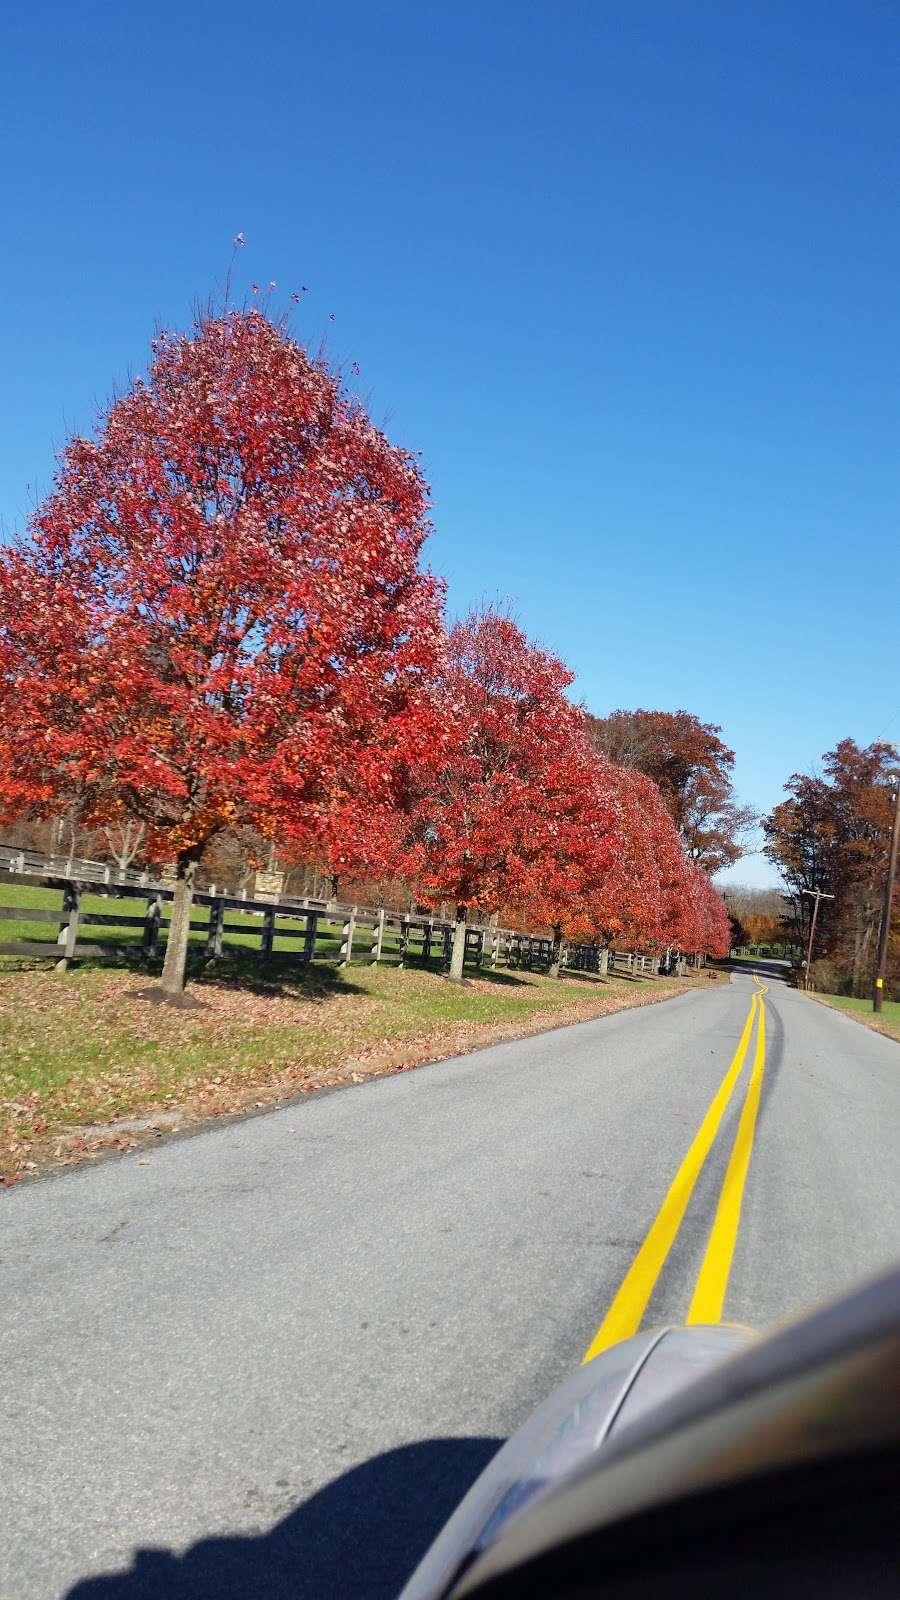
[
  {"xmin": 812, "ymin": 991, "xmax": 900, "ymax": 1045},
  {"xmin": 0, "ymin": 959, "xmax": 719, "ymax": 1182}
]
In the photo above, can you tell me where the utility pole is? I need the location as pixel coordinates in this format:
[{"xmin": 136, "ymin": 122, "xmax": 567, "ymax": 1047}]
[
  {"xmin": 800, "ymin": 887, "xmax": 834, "ymax": 992},
  {"xmin": 873, "ymin": 777, "xmax": 900, "ymax": 1013}
]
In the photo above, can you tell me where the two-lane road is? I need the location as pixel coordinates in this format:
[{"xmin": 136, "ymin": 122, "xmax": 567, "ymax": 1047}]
[{"xmin": 2, "ymin": 971, "xmax": 899, "ymax": 1597}]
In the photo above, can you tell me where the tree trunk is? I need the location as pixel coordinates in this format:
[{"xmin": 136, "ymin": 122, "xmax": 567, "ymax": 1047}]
[
  {"xmin": 160, "ymin": 855, "xmax": 197, "ymax": 996},
  {"xmin": 448, "ymin": 907, "xmax": 468, "ymax": 983},
  {"xmin": 548, "ymin": 922, "xmax": 563, "ymax": 979}
]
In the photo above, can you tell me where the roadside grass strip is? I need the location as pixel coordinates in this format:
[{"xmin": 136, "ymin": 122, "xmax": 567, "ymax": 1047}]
[{"xmin": 582, "ymin": 979, "xmax": 767, "ymax": 1362}]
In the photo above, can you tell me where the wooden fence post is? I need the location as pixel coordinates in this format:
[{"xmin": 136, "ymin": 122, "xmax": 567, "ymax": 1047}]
[
  {"xmin": 421, "ymin": 922, "xmax": 432, "ymax": 966},
  {"xmin": 370, "ymin": 908, "xmax": 385, "ymax": 965},
  {"xmin": 55, "ymin": 884, "xmax": 81, "ymax": 971},
  {"xmin": 490, "ymin": 928, "xmax": 500, "ymax": 968},
  {"xmin": 206, "ymin": 897, "xmax": 225, "ymax": 958},
  {"xmin": 398, "ymin": 917, "xmax": 410, "ymax": 968},
  {"xmin": 303, "ymin": 911, "xmax": 318, "ymax": 963},
  {"xmin": 261, "ymin": 904, "xmax": 276, "ymax": 961},
  {"xmin": 142, "ymin": 893, "xmax": 163, "ymax": 961},
  {"xmin": 339, "ymin": 907, "xmax": 357, "ymax": 967}
]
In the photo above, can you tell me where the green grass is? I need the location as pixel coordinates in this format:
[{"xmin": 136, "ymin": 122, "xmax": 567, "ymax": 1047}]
[{"xmin": 812, "ymin": 990, "xmax": 900, "ymax": 1043}]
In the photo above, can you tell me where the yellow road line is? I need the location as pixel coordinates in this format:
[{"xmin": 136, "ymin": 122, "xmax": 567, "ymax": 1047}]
[
  {"xmin": 687, "ymin": 990, "xmax": 767, "ymax": 1325},
  {"xmin": 581, "ymin": 991, "xmax": 759, "ymax": 1363}
]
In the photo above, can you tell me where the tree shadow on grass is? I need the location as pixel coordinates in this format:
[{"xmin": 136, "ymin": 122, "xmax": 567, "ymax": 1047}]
[
  {"xmin": 189, "ymin": 955, "xmax": 369, "ymax": 1002},
  {"xmin": 465, "ymin": 966, "xmax": 535, "ymax": 988},
  {"xmin": 65, "ymin": 1435, "xmax": 502, "ymax": 1600}
]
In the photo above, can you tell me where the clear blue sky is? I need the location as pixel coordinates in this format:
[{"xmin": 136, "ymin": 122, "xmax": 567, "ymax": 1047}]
[{"xmin": 3, "ymin": 1, "xmax": 899, "ymax": 886}]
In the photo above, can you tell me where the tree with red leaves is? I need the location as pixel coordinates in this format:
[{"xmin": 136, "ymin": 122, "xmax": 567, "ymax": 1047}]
[
  {"xmin": 0, "ymin": 308, "xmax": 443, "ymax": 998},
  {"xmin": 577, "ymin": 767, "xmax": 673, "ymax": 950},
  {"xmin": 403, "ymin": 610, "xmax": 594, "ymax": 981},
  {"xmin": 517, "ymin": 745, "xmax": 624, "ymax": 975}
]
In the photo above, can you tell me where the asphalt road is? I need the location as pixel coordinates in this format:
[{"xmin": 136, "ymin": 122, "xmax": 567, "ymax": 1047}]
[{"xmin": 2, "ymin": 970, "xmax": 899, "ymax": 1599}]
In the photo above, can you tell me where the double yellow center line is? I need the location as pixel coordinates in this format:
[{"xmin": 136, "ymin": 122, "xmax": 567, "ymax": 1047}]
[{"xmin": 582, "ymin": 979, "xmax": 768, "ymax": 1363}]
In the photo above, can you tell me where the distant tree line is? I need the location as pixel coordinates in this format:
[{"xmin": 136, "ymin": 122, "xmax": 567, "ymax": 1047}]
[{"xmin": 720, "ymin": 885, "xmax": 790, "ymax": 956}]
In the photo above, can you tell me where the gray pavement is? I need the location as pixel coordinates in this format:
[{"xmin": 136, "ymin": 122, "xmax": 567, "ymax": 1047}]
[{"xmin": 2, "ymin": 971, "xmax": 898, "ymax": 1597}]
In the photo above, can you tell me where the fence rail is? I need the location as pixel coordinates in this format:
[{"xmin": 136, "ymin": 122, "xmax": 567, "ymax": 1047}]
[{"xmin": 0, "ymin": 845, "xmax": 700, "ymax": 977}]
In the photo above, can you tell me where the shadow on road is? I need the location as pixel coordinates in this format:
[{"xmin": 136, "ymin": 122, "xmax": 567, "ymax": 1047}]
[{"xmin": 65, "ymin": 1435, "xmax": 501, "ymax": 1600}]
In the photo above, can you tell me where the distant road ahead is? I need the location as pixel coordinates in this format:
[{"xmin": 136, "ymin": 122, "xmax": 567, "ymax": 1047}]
[{"xmin": 2, "ymin": 971, "xmax": 898, "ymax": 1598}]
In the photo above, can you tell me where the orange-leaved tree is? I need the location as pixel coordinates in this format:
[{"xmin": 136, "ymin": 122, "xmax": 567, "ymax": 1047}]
[{"xmin": 0, "ymin": 308, "xmax": 443, "ymax": 997}]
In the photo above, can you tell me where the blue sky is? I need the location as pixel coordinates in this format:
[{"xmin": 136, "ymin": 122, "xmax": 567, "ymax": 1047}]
[{"xmin": 3, "ymin": 1, "xmax": 899, "ymax": 886}]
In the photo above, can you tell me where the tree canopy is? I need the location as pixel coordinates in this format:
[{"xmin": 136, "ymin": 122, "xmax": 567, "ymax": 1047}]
[
  {"xmin": 586, "ymin": 708, "xmax": 756, "ymax": 874},
  {"xmin": 764, "ymin": 738, "xmax": 899, "ymax": 995}
]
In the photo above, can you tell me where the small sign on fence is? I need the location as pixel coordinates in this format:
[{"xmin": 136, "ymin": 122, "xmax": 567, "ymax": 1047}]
[{"xmin": 253, "ymin": 870, "xmax": 284, "ymax": 901}]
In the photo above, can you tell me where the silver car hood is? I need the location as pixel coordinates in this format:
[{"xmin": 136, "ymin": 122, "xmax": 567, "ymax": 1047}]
[{"xmin": 400, "ymin": 1323, "xmax": 752, "ymax": 1600}]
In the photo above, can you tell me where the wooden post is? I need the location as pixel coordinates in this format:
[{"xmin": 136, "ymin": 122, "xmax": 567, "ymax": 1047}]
[
  {"xmin": 55, "ymin": 884, "xmax": 81, "ymax": 971},
  {"xmin": 370, "ymin": 907, "xmax": 386, "ymax": 964},
  {"xmin": 490, "ymin": 928, "xmax": 500, "ymax": 968},
  {"xmin": 339, "ymin": 907, "xmax": 357, "ymax": 967},
  {"xmin": 303, "ymin": 911, "xmax": 318, "ymax": 963},
  {"xmin": 206, "ymin": 897, "xmax": 225, "ymax": 958},
  {"xmin": 261, "ymin": 904, "xmax": 276, "ymax": 961},
  {"xmin": 142, "ymin": 893, "xmax": 163, "ymax": 961},
  {"xmin": 398, "ymin": 917, "xmax": 410, "ymax": 968},
  {"xmin": 421, "ymin": 922, "xmax": 432, "ymax": 966}
]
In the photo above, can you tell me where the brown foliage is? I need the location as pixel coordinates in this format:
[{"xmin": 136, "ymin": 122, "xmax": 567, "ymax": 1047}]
[{"xmin": 764, "ymin": 738, "xmax": 899, "ymax": 996}]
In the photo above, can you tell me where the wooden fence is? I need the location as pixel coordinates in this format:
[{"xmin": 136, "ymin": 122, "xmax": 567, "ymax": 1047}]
[{"xmin": 0, "ymin": 846, "xmax": 695, "ymax": 977}]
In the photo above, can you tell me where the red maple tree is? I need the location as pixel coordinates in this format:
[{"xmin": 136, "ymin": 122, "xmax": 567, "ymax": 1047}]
[
  {"xmin": 401, "ymin": 610, "xmax": 594, "ymax": 979},
  {"xmin": 516, "ymin": 744, "xmax": 624, "ymax": 973},
  {"xmin": 0, "ymin": 308, "xmax": 443, "ymax": 995}
]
